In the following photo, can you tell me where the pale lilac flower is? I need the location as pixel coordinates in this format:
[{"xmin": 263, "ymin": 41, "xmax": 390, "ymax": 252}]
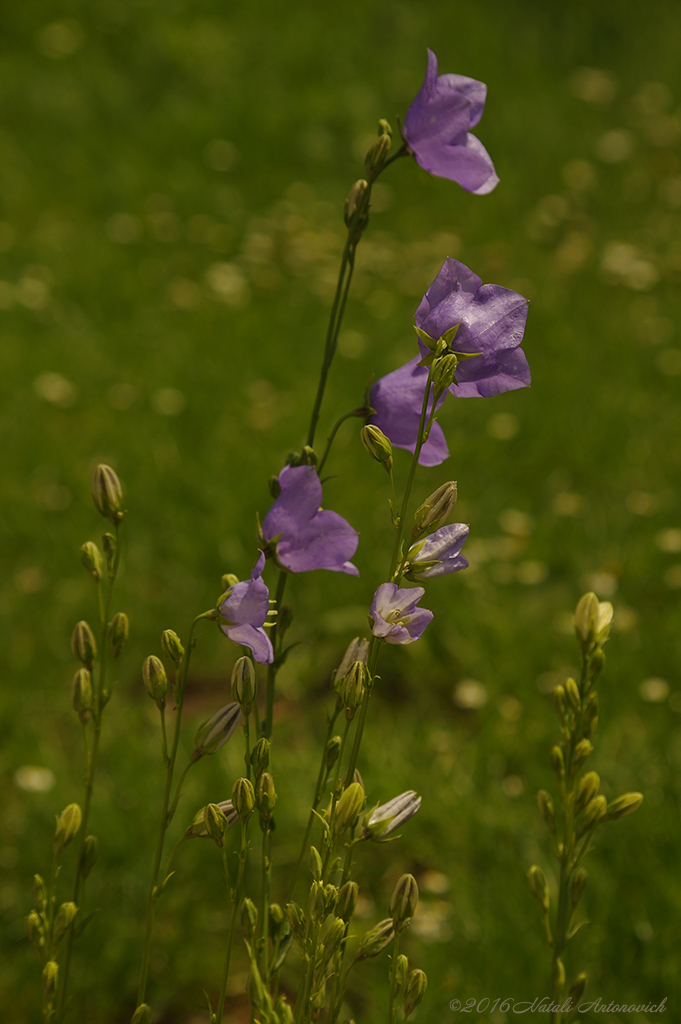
[
  {"xmin": 363, "ymin": 790, "xmax": 422, "ymax": 840},
  {"xmin": 403, "ymin": 49, "xmax": 498, "ymax": 195},
  {"xmin": 262, "ymin": 465, "xmax": 359, "ymax": 575},
  {"xmin": 369, "ymin": 584, "xmax": 433, "ymax": 645},
  {"xmin": 406, "ymin": 524, "xmax": 469, "ymax": 579},
  {"xmin": 219, "ymin": 552, "xmax": 273, "ymax": 664},
  {"xmin": 370, "ymin": 258, "xmax": 529, "ymax": 465}
]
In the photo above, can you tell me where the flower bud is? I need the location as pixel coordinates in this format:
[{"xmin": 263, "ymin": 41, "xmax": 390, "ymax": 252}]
[
  {"xmin": 389, "ymin": 873, "xmax": 419, "ymax": 928},
  {"xmin": 395, "ymin": 954, "xmax": 409, "ymax": 988},
  {"xmin": 363, "ymin": 790, "xmax": 421, "ymax": 840},
  {"xmin": 602, "ymin": 792, "xmax": 644, "ymax": 822},
  {"xmin": 334, "ymin": 782, "xmax": 365, "ymax": 835},
  {"xmin": 528, "ymin": 865, "xmax": 549, "ymax": 913},
  {"xmin": 80, "ymin": 835, "xmax": 98, "ymax": 878},
  {"xmin": 26, "ymin": 910, "xmax": 44, "ymax": 948},
  {"xmin": 536, "ymin": 790, "xmax": 556, "ymax": 833},
  {"xmin": 142, "ymin": 655, "xmax": 168, "ymax": 707},
  {"xmin": 550, "ymin": 745, "xmax": 565, "ymax": 780},
  {"xmin": 308, "ymin": 879, "xmax": 326, "ymax": 920},
  {"xmin": 275, "ymin": 997, "xmax": 295, "ymax": 1024},
  {"xmin": 325, "ymin": 735, "xmax": 342, "ymax": 770},
  {"xmin": 33, "ymin": 874, "xmax": 47, "ymax": 911},
  {"xmin": 80, "ymin": 541, "xmax": 104, "ymax": 582},
  {"xmin": 232, "ymin": 777, "xmax": 255, "ymax": 820},
  {"xmin": 564, "ymin": 677, "xmax": 581, "ymax": 711},
  {"xmin": 54, "ymin": 803, "xmax": 82, "ymax": 856},
  {"xmin": 109, "ymin": 612, "xmax": 129, "ymax": 659},
  {"xmin": 321, "ymin": 916, "xmax": 346, "ymax": 963},
  {"xmin": 247, "ymin": 960, "xmax": 271, "ymax": 1016},
  {"xmin": 310, "ymin": 846, "xmax": 323, "ymax": 882},
  {"xmin": 221, "ymin": 572, "xmax": 240, "ymax": 590},
  {"xmin": 323, "ymin": 883, "xmax": 338, "ymax": 916},
  {"xmin": 204, "ymin": 802, "xmax": 229, "ymax": 845},
  {"xmin": 583, "ymin": 691, "xmax": 599, "ymax": 738},
  {"xmin": 574, "ymin": 772, "xmax": 600, "ymax": 815},
  {"xmin": 72, "ymin": 668, "xmax": 93, "ymax": 723},
  {"xmin": 340, "ymin": 661, "xmax": 368, "ymax": 714},
  {"xmin": 365, "ymin": 132, "xmax": 391, "ymax": 177},
  {"xmin": 432, "ymin": 353, "xmax": 459, "ymax": 393},
  {"xmin": 570, "ymin": 868, "xmax": 588, "ymax": 908},
  {"xmin": 553, "ymin": 684, "xmax": 566, "ymax": 719},
  {"xmin": 568, "ymin": 972, "xmax": 588, "ymax": 1007},
  {"xmin": 571, "ymin": 738, "xmax": 593, "ymax": 772},
  {"xmin": 269, "ymin": 902, "xmax": 286, "ymax": 941},
  {"xmin": 72, "ymin": 621, "xmax": 97, "ymax": 668},
  {"xmin": 241, "ymin": 897, "xmax": 258, "ymax": 936},
  {"xmin": 332, "ymin": 637, "xmax": 369, "ymax": 693},
  {"xmin": 53, "ymin": 901, "xmax": 78, "ymax": 944},
  {"xmin": 344, "ymin": 179, "xmax": 368, "ymax": 226},
  {"xmin": 595, "ymin": 601, "xmax": 613, "ymax": 644},
  {"xmin": 286, "ymin": 901, "xmax": 306, "ymax": 944},
  {"xmin": 589, "ymin": 647, "xmax": 606, "ymax": 680},
  {"xmin": 403, "ymin": 968, "xmax": 428, "ymax": 1019},
  {"xmin": 357, "ymin": 918, "xmax": 395, "ymax": 960},
  {"xmin": 194, "ymin": 702, "xmax": 241, "ymax": 756},
  {"xmin": 232, "ymin": 656, "xmax": 257, "ymax": 709},
  {"xmin": 102, "ymin": 531, "xmax": 116, "ymax": 564},
  {"xmin": 251, "ymin": 737, "xmax": 270, "ymax": 779},
  {"xmin": 412, "ymin": 482, "xmax": 458, "ymax": 536},
  {"xmin": 360, "ymin": 424, "xmax": 393, "ymax": 468},
  {"xmin": 131, "ymin": 1006, "xmax": 152, "ymax": 1024},
  {"xmin": 42, "ymin": 960, "xmax": 59, "ymax": 997},
  {"xmin": 310, "ymin": 979, "xmax": 326, "ymax": 1012},
  {"xmin": 574, "ymin": 592, "xmax": 599, "ymax": 645},
  {"xmin": 576, "ymin": 795, "xmax": 607, "ymax": 837},
  {"xmin": 161, "ymin": 629, "xmax": 184, "ymax": 664},
  {"xmin": 92, "ymin": 464, "xmax": 124, "ymax": 524},
  {"xmin": 336, "ymin": 880, "xmax": 359, "ymax": 923},
  {"xmin": 257, "ymin": 772, "xmax": 277, "ymax": 822}
]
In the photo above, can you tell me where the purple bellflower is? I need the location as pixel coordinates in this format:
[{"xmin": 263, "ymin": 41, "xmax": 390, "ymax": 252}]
[
  {"xmin": 406, "ymin": 523, "xmax": 469, "ymax": 580},
  {"xmin": 262, "ymin": 465, "xmax": 359, "ymax": 575},
  {"xmin": 369, "ymin": 583, "xmax": 433, "ymax": 645},
  {"xmin": 219, "ymin": 552, "xmax": 274, "ymax": 665},
  {"xmin": 403, "ymin": 49, "xmax": 499, "ymax": 195},
  {"xmin": 370, "ymin": 258, "xmax": 529, "ymax": 465}
]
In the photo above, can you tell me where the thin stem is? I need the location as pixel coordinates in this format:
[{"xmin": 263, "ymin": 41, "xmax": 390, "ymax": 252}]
[
  {"xmin": 216, "ymin": 820, "xmax": 249, "ymax": 1024},
  {"xmin": 317, "ymin": 409, "xmax": 368, "ymax": 477},
  {"xmin": 243, "ymin": 708, "xmax": 252, "ymax": 782},
  {"xmin": 265, "ymin": 571, "xmax": 288, "ymax": 739},
  {"xmin": 387, "ymin": 930, "xmax": 402, "ymax": 1024},
  {"xmin": 260, "ymin": 824, "xmax": 272, "ymax": 980}
]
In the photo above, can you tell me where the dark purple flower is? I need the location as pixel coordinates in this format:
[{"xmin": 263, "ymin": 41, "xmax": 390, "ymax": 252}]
[
  {"xmin": 406, "ymin": 523, "xmax": 469, "ymax": 579},
  {"xmin": 403, "ymin": 50, "xmax": 498, "ymax": 195},
  {"xmin": 370, "ymin": 258, "xmax": 529, "ymax": 465},
  {"xmin": 262, "ymin": 465, "xmax": 359, "ymax": 575},
  {"xmin": 219, "ymin": 552, "xmax": 273, "ymax": 665},
  {"xmin": 369, "ymin": 584, "xmax": 433, "ymax": 645}
]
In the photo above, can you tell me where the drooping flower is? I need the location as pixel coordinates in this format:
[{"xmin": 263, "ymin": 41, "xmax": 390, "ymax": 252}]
[
  {"xmin": 370, "ymin": 258, "xmax": 529, "ymax": 465},
  {"xmin": 369, "ymin": 584, "xmax": 433, "ymax": 645},
  {"xmin": 219, "ymin": 552, "xmax": 273, "ymax": 664},
  {"xmin": 405, "ymin": 523, "xmax": 469, "ymax": 579},
  {"xmin": 261, "ymin": 465, "xmax": 359, "ymax": 575},
  {"xmin": 403, "ymin": 49, "xmax": 499, "ymax": 195},
  {"xmin": 363, "ymin": 790, "xmax": 422, "ymax": 840}
]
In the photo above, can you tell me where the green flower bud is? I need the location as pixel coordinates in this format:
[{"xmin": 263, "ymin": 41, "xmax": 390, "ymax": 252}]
[
  {"xmin": 568, "ymin": 972, "xmax": 588, "ymax": 1007},
  {"xmin": 564, "ymin": 676, "xmax": 581, "ymax": 711},
  {"xmin": 336, "ymin": 880, "xmax": 359, "ymax": 923},
  {"xmin": 161, "ymin": 628, "xmax": 184, "ymax": 664},
  {"xmin": 570, "ymin": 868, "xmax": 588, "ymax": 908},
  {"xmin": 602, "ymin": 792, "xmax": 644, "ymax": 822},
  {"xmin": 403, "ymin": 968, "xmax": 428, "ymax": 1019},
  {"xmin": 71, "ymin": 668, "xmax": 93, "ymax": 723},
  {"xmin": 589, "ymin": 647, "xmax": 606, "ymax": 681},
  {"xmin": 110, "ymin": 612, "xmax": 129, "ymax": 659},
  {"xmin": 571, "ymin": 738, "xmax": 593, "ymax": 772},
  {"xmin": 528, "ymin": 865, "xmax": 549, "ymax": 913},
  {"xmin": 357, "ymin": 918, "xmax": 395, "ymax": 960},
  {"xmin": 365, "ymin": 132, "xmax": 391, "ymax": 177},
  {"xmin": 275, "ymin": 996, "xmax": 295, "ymax": 1024},
  {"xmin": 33, "ymin": 874, "xmax": 47, "ymax": 912},
  {"xmin": 92, "ymin": 464, "xmax": 124, "ymax": 524},
  {"xmin": 360, "ymin": 424, "xmax": 393, "ymax": 468},
  {"xmin": 221, "ymin": 572, "xmax": 240, "ymax": 590},
  {"xmin": 257, "ymin": 772, "xmax": 277, "ymax": 822},
  {"xmin": 324, "ymin": 883, "xmax": 338, "ymax": 916},
  {"xmin": 334, "ymin": 782, "xmax": 365, "ymax": 835},
  {"xmin": 204, "ymin": 803, "xmax": 229, "ymax": 846},
  {"xmin": 583, "ymin": 691, "xmax": 599, "ymax": 738},
  {"xmin": 42, "ymin": 960, "xmax": 59, "ymax": 997},
  {"xmin": 310, "ymin": 979, "xmax": 326, "ymax": 1012},
  {"xmin": 269, "ymin": 902, "xmax": 286, "ymax": 940},
  {"xmin": 80, "ymin": 541, "xmax": 104, "ymax": 582},
  {"xmin": 574, "ymin": 772, "xmax": 600, "ymax": 815},
  {"xmin": 142, "ymin": 655, "xmax": 168, "ymax": 707},
  {"xmin": 340, "ymin": 660, "xmax": 368, "ymax": 715},
  {"xmin": 432, "ymin": 353, "xmax": 459, "ymax": 393},
  {"xmin": 550, "ymin": 745, "xmax": 565, "ymax": 780},
  {"xmin": 537, "ymin": 789, "xmax": 556, "ymax": 832},
  {"xmin": 344, "ymin": 179, "xmax": 368, "ymax": 227},
  {"xmin": 332, "ymin": 638, "xmax": 369, "ymax": 692},
  {"xmin": 241, "ymin": 897, "xmax": 258, "ymax": 936},
  {"xmin": 321, "ymin": 916, "xmax": 346, "ymax": 963},
  {"xmin": 185, "ymin": 801, "xmax": 238, "ymax": 838},
  {"xmin": 194, "ymin": 702, "xmax": 241, "ymax": 756},
  {"xmin": 54, "ymin": 901, "xmax": 78, "ymax": 944},
  {"xmin": 72, "ymin": 621, "xmax": 97, "ymax": 669},
  {"xmin": 595, "ymin": 601, "xmax": 613, "ymax": 644},
  {"xmin": 308, "ymin": 880, "xmax": 325, "ymax": 920},
  {"xmin": 389, "ymin": 873, "xmax": 419, "ymax": 928},
  {"xmin": 553, "ymin": 684, "xmax": 566, "ymax": 719},
  {"xmin": 250, "ymin": 737, "xmax": 270, "ymax": 779},
  {"xmin": 80, "ymin": 835, "xmax": 98, "ymax": 878},
  {"xmin": 232, "ymin": 656, "xmax": 257, "ymax": 709},
  {"xmin": 325, "ymin": 735, "xmax": 342, "ymax": 770},
  {"xmin": 54, "ymin": 803, "xmax": 82, "ymax": 856},
  {"xmin": 310, "ymin": 846, "xmax": 323, "ymax": 882},
  {"xmin": 576, "ymin": 795, "xmax": 607, "ymax": 837},
  {"xmin": 412, "ymin": 481, "xmax": 458, "ymax": 536},
  {"xmin": 247, "ymin": 960, "xmax": 271, "ymax": 1016},
  {"xmin": 232, "ymin": 777, "xmax": 255, "ymax": 820},
  {"xmin": 395, "ymin": 954, "xmax": 409, "ymax": 988},
  {"xmin": 574, "ymin": 592, "xmax": 600, "ymax": 645},
  {"xmin": 131, "ymin": 1005, "xmax": 152, "ymax": 1024},
  {"xmin": 286, "ymin": 901, "xmax": 306, "ymax": 944},
  {"xmin": 102, "ymin": 531, "xmax": 116, "ymax": 564},
  {"xmin": 26, "ymin": 910, "xmax": 44, "ymax": 948}
]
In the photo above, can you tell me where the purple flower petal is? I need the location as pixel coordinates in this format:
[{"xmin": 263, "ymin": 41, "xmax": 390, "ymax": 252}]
[
  {"xmin": 223, "ymin": 624, "xmax": 274, "ymax": 665},
  {"xmin": 370, "ymin": 583, "xmax": 433, "ymax": 645},
  {"xmin": 219, "ymin": 554, "xmax": 273, "ymax": 664},
  {"xmin": 408, "ymin": 524, "xmax": 470, "ymax": 578},
  {"xmin": 370, "ymin": 357, "xmax": 449, "ymax": 467}
]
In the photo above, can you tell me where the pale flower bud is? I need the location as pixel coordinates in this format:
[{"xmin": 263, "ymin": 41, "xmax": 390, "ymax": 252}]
[
  {"xmin": 334, "ymin": 782, "xmax": 365, "ymax": 835},
  {"xmin": 42, "ymin": 960, "xmax": 59, "ymax": 997},
  {"xmin": 574, "ymin": 772, "xmax": 600, "ymax": 815},
  {"xmin": 72, "ymin": 668, "xmax": 93, "ymax": 723},
  {"xmin": 54, "ymin": 803, "xmax": 82, "ymax": 856},
  {"xmin": 602, "ymin": 792, "xmax": 644, "ymax": 822},
  {"xmin": 528, "ymin": 865, "xmax": 549, "ymax": 912},
  {"xmin": 53, "ymin": 901, "xmax": 78, "ymax": 944},
  {"xmin": 142, "ymin": 655, "xmax": 168, "ymax": 707},
  {"xmin": 360, "ymin": 424, "xmax": 393, "ymax": 467},
  {"xmin": 412, "ymin": 482, "xmax": 458, "ymax": 536},
  {"xmin": 403, "ymin": 969, "xmax": 428, "ymax": 1019},
  {"xmin": 92, "ymin": 464, "xmax": 124, "ymax": 524},
  {"xmin": 72, "ymin": 621, "xmax": 97, "ymax": 669},
  {"xmin": 232, "ymin": 777, "xmax": 255, "ymax": 820},
  {"xmin": 232, "ymin": 656, "xmax": 257, "ymax": 708},
  {"xmin": 110, "ymin": 612, "xmax": 129, "ymax": 659},
  {"xmin": 161, "ymin": 629, "xmax": 184, "ymax": 664},
  {"xmin": 576, "ymin": 795, "xmax": 607, "ymax": 837},
  {"xmin": 357, "ymin": 918, "xmax": 395, "ymax": 960},
  {"xmin": 80, "ymin": 541, "xmax": 104, "ymax": 582},
  {"xmin": 256, "ymin": 772, "xmax": 277, "ymax": 822},
  {"xmin": 344, "ymin": 179, "xmax": 369, "ymax": 226},
  {"xmin": 389, "ymin": 873, "xmax": 419, "ymax": 928}
]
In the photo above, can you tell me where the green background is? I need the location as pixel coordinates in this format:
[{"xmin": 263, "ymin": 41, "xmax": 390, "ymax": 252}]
[{"xmin": 1, "ymin": 0, "xmax": 680, "ymax": 1020}]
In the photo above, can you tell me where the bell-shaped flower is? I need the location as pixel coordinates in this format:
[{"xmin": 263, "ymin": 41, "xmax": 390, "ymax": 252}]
[
  {"xmin": 370, "ymin": 258, "xmax": 529, "ymax": 466},
  {"xmin": 403, "ymin": 49, "xmax": 498, "ymax": 195},
  {"xmin": 218, "ymin": 552, "xmax": 273, "ymax": 665},
  {"xmin": 405, "ymin": 523, "xmax": 469, "ymax": 579},
  {"xmin": 362, "ymin": 790, "xmax": 422, "ymax": 840},
  {"xmin": 369, "ymin": 584, "xmax": 433, "ymax": 645},
  {"xmin": 261, "ymin": 465, "xmax": 359, "ymax": 575}
]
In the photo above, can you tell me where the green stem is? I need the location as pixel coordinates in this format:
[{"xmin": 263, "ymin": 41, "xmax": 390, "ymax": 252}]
[
  {"xmin": 260, "ymin": 824, "xmax": 272, "ymax": 981},
  {"xmin": 265, "ymin": 571, "xmax": 288, "ymax": 739},
  {"xmin": 317, "ymin": 409, "xmax": 368, "ymax": 477},
  {"xmin": 216, "ymin": 820, "xmax": 249, "ymax": 1024},
  {"xmin": 387, "ymin": 930, "xmax": 401, "ymax": 1024},
  {"xmin": 243, "ymin": 708, "xmax": 252, "ymax": 782}
]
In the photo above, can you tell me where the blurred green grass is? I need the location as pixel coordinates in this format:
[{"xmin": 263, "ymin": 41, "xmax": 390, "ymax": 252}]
[{"xmin": 1, "ymin": 0, "xmax": 681, "ymax": 1020}]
